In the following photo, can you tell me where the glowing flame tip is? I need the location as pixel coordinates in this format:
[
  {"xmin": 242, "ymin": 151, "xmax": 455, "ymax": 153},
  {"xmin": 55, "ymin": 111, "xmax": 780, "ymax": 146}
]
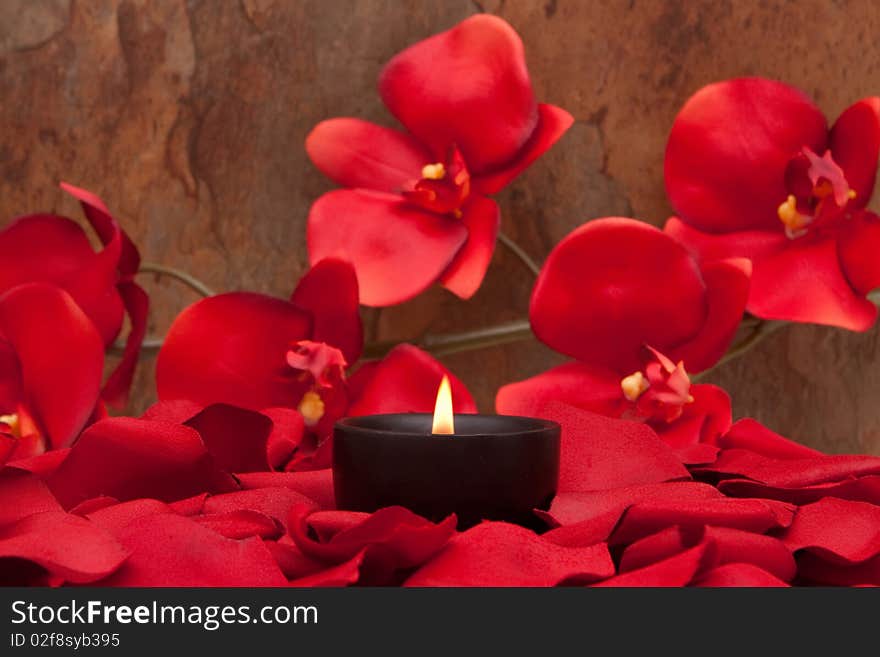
[{"xmin": 432, "ymin": 375, "xmax": 455, "ymax": 435}]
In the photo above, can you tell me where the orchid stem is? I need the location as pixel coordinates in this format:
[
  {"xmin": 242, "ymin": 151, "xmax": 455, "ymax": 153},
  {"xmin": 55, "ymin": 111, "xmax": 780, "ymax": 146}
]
[
  {"xmin": 107, "ymin": 264, "xmax": 214, "ymax": 356},
  {"xmin": 138, "ymin": 262, "xmax": 216, "ymax": 298},
  {"xmin": 696, "ymin": 290, "xmax": 880, "ymax": 380},
  {"xmin": 362, "ymin": 319, "xmax": 533, "ymax": 360},
  {"xmin": 497, "ymin": 231, "xmax": 542, "ymax": 278},
  {"xmin": 110, "ymin": 283, "xmax": 880, "ymax": 367},
  {"xmin": 692, "ymin": 320, "xmax": 787, "ymax": 382},
  {"xmin": 108, "ymin": 337, "xmax": 162, "ymax": 357}
]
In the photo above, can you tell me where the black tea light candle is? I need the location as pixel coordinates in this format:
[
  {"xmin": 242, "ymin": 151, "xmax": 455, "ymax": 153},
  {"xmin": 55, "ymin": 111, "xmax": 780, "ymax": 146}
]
[{"xmin": 333, "ymin": 377, "xmax": 560, "ymax": 529}]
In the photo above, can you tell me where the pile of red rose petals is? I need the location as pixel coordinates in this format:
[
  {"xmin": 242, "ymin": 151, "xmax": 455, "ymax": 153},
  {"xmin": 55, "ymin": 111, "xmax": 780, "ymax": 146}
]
[{"xmin": 2, "ymin": 401, "xmax": 878, "ymax": 587}]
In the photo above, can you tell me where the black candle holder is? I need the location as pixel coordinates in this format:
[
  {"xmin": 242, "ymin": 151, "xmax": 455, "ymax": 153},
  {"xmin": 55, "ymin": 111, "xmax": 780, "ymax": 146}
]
[{"xmin": 332, "ymin": 413, "xmax": 560, "ymax": 529}]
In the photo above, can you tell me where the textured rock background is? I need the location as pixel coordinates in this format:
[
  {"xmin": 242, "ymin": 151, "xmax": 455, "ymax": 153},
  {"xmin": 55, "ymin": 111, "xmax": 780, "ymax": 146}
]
[{"xmin": 1, "ymin": 0, "xmax": 879, "ymax": 453}]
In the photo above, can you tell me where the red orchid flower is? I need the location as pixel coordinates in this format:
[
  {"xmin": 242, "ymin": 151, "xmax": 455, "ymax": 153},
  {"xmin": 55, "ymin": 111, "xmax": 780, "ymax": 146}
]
[
  {"xmin": 157, "ymin": 259, "xmax": 475, "ymax": 469},
  {"xmin": 0, "ymin": 284, "xmax": 105, "ymax": 457},
  {"xmin": 498, "ymin": 218, "xmax": 750, "ymax": 447},
  {"xmin": 664, "ymin": 77, "xmax": 880, "ymax": 330},
  {"xmin": 306, "ymin": 15, "xmax": 573, "ymax": 306},
  {"xmin": 0, "ymin": 183, "xmax": 148, "ymax": 406}
]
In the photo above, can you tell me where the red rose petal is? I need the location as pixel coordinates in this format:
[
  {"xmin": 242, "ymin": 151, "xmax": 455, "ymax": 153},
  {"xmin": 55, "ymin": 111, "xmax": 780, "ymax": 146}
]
[
  {"xmin": 237, "ymin": 470, "xmax": 335, "ymax": 510},
  {"xmin": 695, "ymin": 448, "xmax": 880, "ymax": 488},
  {"xmin": 540, "ymin": 508, "xmax": 627, "ymax": 548},
  {"xmin": 0, "ymin": 470, "xmax": 62, "ymax": 527},
  {"xmin": 695, "ymin": 563, "xmax": 790, "ymax": 587},
  {"xmin": 405, "ymin": 521, "xmax": 613, "ymax": 587},
  {"xmin": 86, "ymin": 499, "xmax": 176, "ymax": 535},
  {"xmin": 196, "ymin": 510, "xmax": 283, "ymax": 540},
  {"xmin": 610, "ymin": 497, "xmax": 795, "ymax": 545},
  {"xmin": 780, "ymin": 497, "xmax": 880, "ymax": 564},
  {"xmin": 530, "ymin": 218, "xmax": 708, "ymax": 373},
  {"xmin": 618, "ymin": 525, "xmax": 706, "ymax": 572},
  {"xmin": 100, "ymin": 513, "xmax": 286, "ymax": 586},
  {"xmin": 719, "ymin": 476, "xmax": 880, "ymax": 506},
  {"xmin": 157, "ymin": 292, "xmax": 312, "ymax": 410},
  {"xmin": 537, "ymin": 402, "xmax": 689, "ymax": 493},
  {"xmin": 48, "ymin": 417, "xmax": 237, "ymax": 508},
  {"xmin": 147, "ymin": 401, "xmax": 293, "ymax": 479},
  {"xmin": 263, "ymin": 536, "xmax": 325, "ymax": 580},
  {"xmin": 290, "ymin": 258, "xmax": 363, "ymax": 364},
  {"xmin": 795, "ymin": 552, "xmax": 880, "ymax": 586},
  {"xmin": 183, "ymin": 403, "xmax": 275, "ymax": 474},
  {"xmin": 674, "ymin": 443, "xmax": 721, "ymax": 465},
  {"xmin": 496, "ymin": 361, "xmax": 622, "ymax": 419},
  {"xmin": 348, "ymin": 344, "xmax": 476, "ymax": 416},
  {"xmin": 542, "ymin": 481, "xmax": 722, "ymax": 528},
  {"xmin": 305, "ymin": 510, "xmax": 371, "ymax": 542},
  {"xmin": 379, "ymin": 15, "xmax": 538, "ymax": 174},
  {"xmin": 6, "ymin": 449, "xmax": 70, "ymax": 477},
  {"xmin": 169, "ymin": 494, "xmax": 208, "ymax": 516},
  {"xmin": 69, "ymin": 495, "xmax": 119, "ymax": 516},
  {"xmin": 260, "ymin": 407, "xmax": 305, "ymax": 470},
  {"xmin": 0, "ymin": 511, "xmax": 128, "ymax": 584},
  {"xmin": 719, "ymin": 418, "xmax": 823, "ymax": 459},
  {"xmin": 305, "ymin": 118, "xmax": 430, "ymax": 192},
  {"xmin": 592, "ymin": 540, "xmax": 716, "ymax": 587},
  {"xmin": 704, "ymin": 526, "xmax": 796, "ymax": 581},
  {"xmin": 308, "ymin": 189, "xmax": 467, "ymax": 307},
  {"xmin": 140, "ymin": 399, "xmax": 203, "ymax": 423},
  {"xmin": 664, "ymin": 77, "xmax": 827, "ymax": 233},
  {"xmin": 290, "ymin": 505, "xmax": 456, "ymax": 571},
  {"xmin": 288, "ymin": 551, "xmax": 366, "ymax": 587},
  {"xmin": 203, "ymin": 487, "xmax": 318, "ymax": 531}
]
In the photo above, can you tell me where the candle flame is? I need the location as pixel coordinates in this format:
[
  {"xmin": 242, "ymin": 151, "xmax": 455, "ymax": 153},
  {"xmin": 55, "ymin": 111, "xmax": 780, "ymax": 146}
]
[{"xmin": 432, "ymin": 375, "xmax": 455, "ymax": 435}]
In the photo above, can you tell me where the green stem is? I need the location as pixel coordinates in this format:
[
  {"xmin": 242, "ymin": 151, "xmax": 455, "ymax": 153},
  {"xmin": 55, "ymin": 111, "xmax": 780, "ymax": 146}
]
[
  {"xmin": 362, "ymin": 319, "xmax": 533, "ymax": 360},
  {"xmin": 138, "ymin": 262, "xmax": 216, "ymax": 298},
  {"xmin": 108, "ymin": 337, "xmax": 162, "ymax": 357},
  {"xmin": 692, "ymin": 320, "xmax": 787, "ymax": 382},
  {"xmin": 497, "ymin": 231, "xmax": 542, "ymax": 278},
  {"xmin": 111, "ymin": 262, "xmax": 880, "ymax": 367},
  {"xmin": 107, "ymin": 264, "xmax": 215, "ymax": 356}
]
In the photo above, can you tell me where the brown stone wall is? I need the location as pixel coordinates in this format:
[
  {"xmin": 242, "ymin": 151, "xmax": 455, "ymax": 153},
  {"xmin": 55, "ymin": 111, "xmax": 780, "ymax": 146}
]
[{"xmin": 1, "ymin": 0, "xmax": 879, "ymax": 453}]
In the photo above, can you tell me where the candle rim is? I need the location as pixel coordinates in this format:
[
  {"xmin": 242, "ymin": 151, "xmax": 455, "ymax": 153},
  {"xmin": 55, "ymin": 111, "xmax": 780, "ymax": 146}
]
[{"xmin": 335, "ymin": 413, "xmax": 559, "ymax": 438}]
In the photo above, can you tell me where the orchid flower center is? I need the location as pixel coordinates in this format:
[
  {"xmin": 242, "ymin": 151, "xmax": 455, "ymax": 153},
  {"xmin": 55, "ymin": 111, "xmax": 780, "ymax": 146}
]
[
  {"xmin": 298, "ymin": 390, "xmax": 325, "ymax": 427},
  {"xmin": 421, "ymin": 162, "xmax": 446, "ymax": 180},
  {"xmin": 403, "ymin": 145, "xmax": 471, "ymax": 217},
  {"xmin": 620, "ymin": 347, "xmax": 695, "ymax": 423},
  {"xmin": 0, "ymin": 413, "xmax": 20, "ymax": 439},
  {"xmin": 778, "ymin": 147, "xmax": 856, "ymax": 239},
  {"xmin": 620, "ymin": 371, "xmax": 649, "ymax": 401}
]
